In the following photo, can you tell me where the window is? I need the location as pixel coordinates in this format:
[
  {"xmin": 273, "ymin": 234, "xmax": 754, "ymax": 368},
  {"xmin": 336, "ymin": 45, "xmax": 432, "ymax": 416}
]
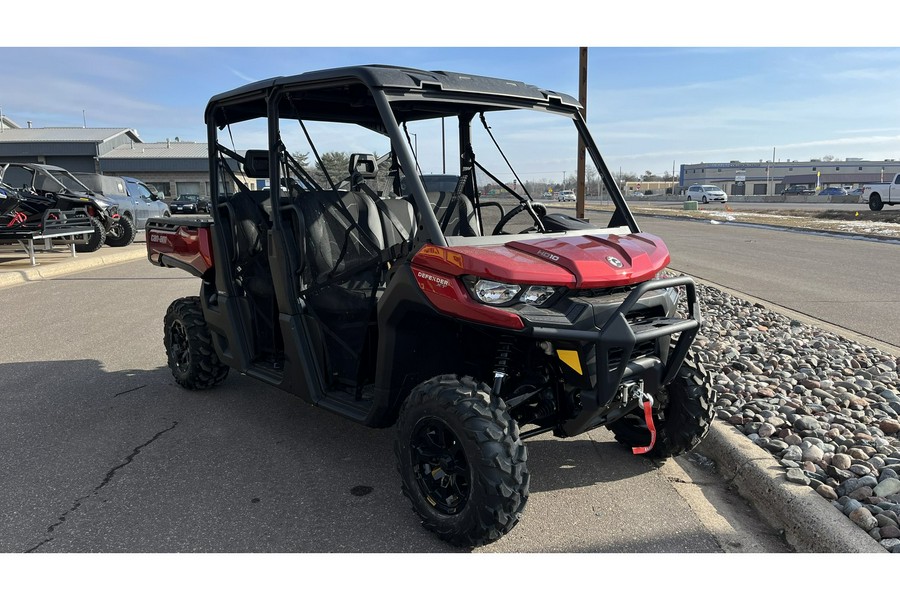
[
  {"xmin": 1, "ymin": 165, "xmax": 33, "ymax": 189},
  {"xmin": 146, "ymin": 182, "xmax": 170, "ymax": 196}
]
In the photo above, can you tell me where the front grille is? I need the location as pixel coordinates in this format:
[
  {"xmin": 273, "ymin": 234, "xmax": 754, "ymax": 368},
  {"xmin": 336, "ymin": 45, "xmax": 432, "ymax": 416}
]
[
  {"xmin": 606, "ymin": 306, "xmax": 666, "ymax": 370},
  {"xmin": 625, "ymin": 305, "xmax": 666, "ymax": 325},
  {"xmin": 573, "ymin": 284, "xmax": 636, "ymax": 299},
  {"xmin": 608, "ymin": 339, "xmax": 658, "ymax": 371}
]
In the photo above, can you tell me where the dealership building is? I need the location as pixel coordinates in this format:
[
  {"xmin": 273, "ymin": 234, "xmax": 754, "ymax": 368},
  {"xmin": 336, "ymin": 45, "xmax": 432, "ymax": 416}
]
[
  {"xmin": 0, "ymin": 119, "xmax": 242, "ymax": 199},
  {"xmin": 679, "ymin": 159, "xmax": 900, "ymax": 195}
]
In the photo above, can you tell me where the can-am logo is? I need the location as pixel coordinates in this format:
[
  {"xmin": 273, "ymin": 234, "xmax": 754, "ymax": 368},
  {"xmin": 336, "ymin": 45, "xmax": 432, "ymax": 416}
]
[
  {"xmin": 149, "ymin": 232, "xmax": 172, "ymax": 245},
  {"xmin": 606, "ymin": 256, "xmax": 623, "ymax": 268}
]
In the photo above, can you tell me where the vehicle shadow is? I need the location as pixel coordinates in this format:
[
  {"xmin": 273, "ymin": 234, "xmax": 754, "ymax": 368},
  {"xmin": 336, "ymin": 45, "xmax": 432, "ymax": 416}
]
[{"xmin": 523, "ymin": 435, "xmax": 661, "ymax": 494}]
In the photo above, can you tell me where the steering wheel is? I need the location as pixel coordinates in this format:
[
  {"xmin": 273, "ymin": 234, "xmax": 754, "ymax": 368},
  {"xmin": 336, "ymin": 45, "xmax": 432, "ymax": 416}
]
[{"xmin": 491, "ymin": 202, "xmax": 546, "ymax": 235}]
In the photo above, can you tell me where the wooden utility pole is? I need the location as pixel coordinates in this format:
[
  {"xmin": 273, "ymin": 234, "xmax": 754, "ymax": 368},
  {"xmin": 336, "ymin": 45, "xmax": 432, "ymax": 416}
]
[{"xmin": 576, "ymin": 47, "xmax": 588, "ymax": 219}]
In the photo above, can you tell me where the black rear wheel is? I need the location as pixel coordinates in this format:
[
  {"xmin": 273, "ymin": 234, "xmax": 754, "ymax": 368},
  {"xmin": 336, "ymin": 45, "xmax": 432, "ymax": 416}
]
[
  {"xmin": 164, "ymin": 296, "xmax": 229, "ymax": 390},
  {"xmin": 608, "ymin": 354, "xmax": 715, "ymax": 458},
  {"xmin": 395, "ymin": 375, "xmax": 529, "ymax": 547},
  {"xmin": 869, "ymin": 194, "xmax": 884, "ymax": 211},
  {"xmin": 74, "ymin": 216, "xmax": 106, "ymax": 252}
]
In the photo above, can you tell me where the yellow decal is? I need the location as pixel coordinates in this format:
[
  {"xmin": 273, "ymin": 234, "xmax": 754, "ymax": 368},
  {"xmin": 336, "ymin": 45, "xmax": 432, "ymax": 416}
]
[
  {"xmin": 420, "ymin": 246, "xmax": 445, "ymax": 260},
  {"xmin": 421, "ymin": 245, "xmax": 464, "ymax": 268},
  {"xmin": 446, "ymin": 251, "xmax": 464, "ymax": 269},
  {"xmin": 556, "ymin": 350, "xmax": 583, "ymax": 375}
]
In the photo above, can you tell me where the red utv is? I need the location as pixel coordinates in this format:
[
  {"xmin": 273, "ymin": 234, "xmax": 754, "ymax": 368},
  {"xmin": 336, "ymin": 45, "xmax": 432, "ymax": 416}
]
[{"xmin": 146, "ymin": 65, "xmax": 715, "ymax": 547}]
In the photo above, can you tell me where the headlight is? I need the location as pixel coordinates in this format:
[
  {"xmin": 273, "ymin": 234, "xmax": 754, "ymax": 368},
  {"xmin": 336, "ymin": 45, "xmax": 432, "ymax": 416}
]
[
  {"xmin": 521, "ymin": 285, "xmax": 556, "ymax": 305},
  {"xmin": 473, "ymin": 279, "xmax": 520, "ymax": 305},
  {"xmin": 470, "ymin": 279, "xmax": 560, "ymax": 306}
]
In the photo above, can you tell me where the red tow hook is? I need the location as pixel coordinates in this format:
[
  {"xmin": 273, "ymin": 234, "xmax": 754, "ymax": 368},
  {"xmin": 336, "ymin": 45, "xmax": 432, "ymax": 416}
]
[{"xmin": 632, "ymin": 393, "xmax": 657, "ymax": 455}]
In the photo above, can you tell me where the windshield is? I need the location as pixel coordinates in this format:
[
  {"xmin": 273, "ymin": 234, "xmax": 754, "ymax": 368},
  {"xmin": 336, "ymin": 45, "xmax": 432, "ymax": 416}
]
[{"xmin": 53, "ymin": 171, "xmax": 92, "ymax": 194}]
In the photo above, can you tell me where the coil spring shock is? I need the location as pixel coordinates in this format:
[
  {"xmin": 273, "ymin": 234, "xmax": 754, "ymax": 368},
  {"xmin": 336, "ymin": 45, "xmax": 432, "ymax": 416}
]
[{"xmin": 491, "ymin": 335, "xmax": 515, "ymax": 398}]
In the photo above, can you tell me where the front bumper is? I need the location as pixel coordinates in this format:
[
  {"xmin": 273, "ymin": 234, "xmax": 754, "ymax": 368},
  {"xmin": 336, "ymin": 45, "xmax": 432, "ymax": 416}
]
[{"xmin": 525, "ymin": 276, "xmax": 701, "ymax": 436}]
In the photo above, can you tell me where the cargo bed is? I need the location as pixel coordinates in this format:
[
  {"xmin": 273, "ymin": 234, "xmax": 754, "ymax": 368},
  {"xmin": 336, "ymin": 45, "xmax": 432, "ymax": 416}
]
[{"xmin": 146, "ymin": 216, "xmax": 215, "ymax": 277}]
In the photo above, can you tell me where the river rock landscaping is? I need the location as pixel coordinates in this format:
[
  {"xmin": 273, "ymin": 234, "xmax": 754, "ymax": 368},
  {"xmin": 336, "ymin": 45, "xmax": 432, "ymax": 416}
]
[{"xmin": 686, "ymin": 280, "xmax": 900, "ymax": 553}]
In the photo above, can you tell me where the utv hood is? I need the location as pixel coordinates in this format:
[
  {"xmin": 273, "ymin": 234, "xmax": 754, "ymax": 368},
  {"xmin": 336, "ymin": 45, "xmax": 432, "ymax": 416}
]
[{"xmin": 412, "ymin": 233, "xmax": 671, "ymax": 289}]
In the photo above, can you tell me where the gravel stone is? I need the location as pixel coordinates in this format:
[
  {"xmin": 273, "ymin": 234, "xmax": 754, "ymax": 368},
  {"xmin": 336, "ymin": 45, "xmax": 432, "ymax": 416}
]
[
  {"xmin": 802, "ymin": 443, "xmax": 825, "ymax": 463},
  {"xmin": 683, "ymin": 282, "xmax": 900, "ymax": 548},
  {"xmin": 879, "ymin": 524, "xmax": 900, "ymax": 539},
  {"xmin": 782, "ymin": 446, "xmax": 803, "ymax": 462},
  {"xmin": 849, "ymin": 507, "xmax": 878, "ymax": 531},
  {"xmin": 758, "ymin": 423, "xmax": 777, "ymax": 438},
  {"xmin": 848, "ymin": 486, "xmax": 874, "ymax": 501},
  {"xmin": 842, "ymin": 499, "xmax": 863, "ymax": 515},
  {"xmin": 880, "ymin": 419, "xmax": 900, "ymax": 435},
  {"xmin": 832, "ymin": 453, "xmax": 853, "ymax": 470},
  {"xmin": 785, "ymin": 468, "xmax": 810, "ymax": 485},
  {"xmin": 817, "ymin": 485, "xmax": 838, "ymax": 501},
  {"xmin": 881, "ymin": 538, "xmax": 900, "ymax": 551},
  {"xmin": 874, "ymin": 478, "xmax": 900, "ymax": 498}
]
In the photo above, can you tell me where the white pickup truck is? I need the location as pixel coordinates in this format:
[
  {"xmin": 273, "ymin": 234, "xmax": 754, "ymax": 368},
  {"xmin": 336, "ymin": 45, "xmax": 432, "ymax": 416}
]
[{"xmin": 861, "ymin": 173, "xmax": 900, "ymax": 211}]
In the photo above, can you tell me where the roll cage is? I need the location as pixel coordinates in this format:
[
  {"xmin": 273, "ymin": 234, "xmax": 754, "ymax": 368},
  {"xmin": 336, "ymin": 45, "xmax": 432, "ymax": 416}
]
[{"xmin": 205, "ymin": 64, "xmax": 640, "ymax": 250}]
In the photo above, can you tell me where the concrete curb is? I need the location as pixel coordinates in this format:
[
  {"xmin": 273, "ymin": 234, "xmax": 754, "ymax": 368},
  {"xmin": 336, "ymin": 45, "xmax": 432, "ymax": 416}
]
[
  {"xmin": 0, "ymin": 245, "xmax": 147, "ymax": 290},
  {"xmin": 698, "ymin": 419, "xmax": 887, "ymax": 553}
]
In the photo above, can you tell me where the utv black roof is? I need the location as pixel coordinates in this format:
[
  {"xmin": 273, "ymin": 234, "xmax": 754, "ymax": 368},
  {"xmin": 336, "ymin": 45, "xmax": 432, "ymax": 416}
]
[
  {"xmin": 206, "ymin": 64, "xmax": 582, "ymax": 127},
  {"xmin": 1, "ymin": 163, "xmax": 69, "ymax": 172}
]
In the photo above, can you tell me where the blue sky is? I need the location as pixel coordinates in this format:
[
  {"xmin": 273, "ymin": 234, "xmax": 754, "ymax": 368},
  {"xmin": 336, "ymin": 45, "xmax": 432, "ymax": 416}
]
[{"xmin": 3, "ymin": 6, "xmax": 900, "ymax": 178}]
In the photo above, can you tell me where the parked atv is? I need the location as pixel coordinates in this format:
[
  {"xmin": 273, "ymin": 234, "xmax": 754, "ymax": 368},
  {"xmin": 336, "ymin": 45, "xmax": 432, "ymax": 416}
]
[
  {"xmin": 0, "ymin": 163, "xmax": 129, "ymax": 251},
  {"xmin": 146, "ymin": 65, "xmax": 715, "ymax": 547},
  {"xmin": 0, "ymin": 181, "xmax": 21, "ymax": 218}
]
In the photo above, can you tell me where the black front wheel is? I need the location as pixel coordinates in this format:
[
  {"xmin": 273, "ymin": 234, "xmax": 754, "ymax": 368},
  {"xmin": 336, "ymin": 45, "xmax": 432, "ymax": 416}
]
[
  {"xmin": 105, "ymin": 215, "xmax": 136, "ymax": 247},
  {"xmin": 607, "ymin": 354, "xmax": 715, "ymax": 458},
  {"xmin": 395, "ymin": 375, "xmax": 529, "ymax": 547},
  {"xmin": 163, "ymin": 296, "xmax": 229, "ymax": 390}
]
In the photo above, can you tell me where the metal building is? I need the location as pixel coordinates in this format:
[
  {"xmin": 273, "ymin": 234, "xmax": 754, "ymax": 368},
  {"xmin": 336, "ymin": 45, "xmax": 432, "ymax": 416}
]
[
  {"xmin": 0, "ymin": 125, "xmax": 239, "ymax": 199},
  {"xmin": 680, "ymin": 159, "xmax": 899, "ymax": 195},
  {"xmin": 0, "ymin": 127, "xmax": 141, "ymax": 173}
]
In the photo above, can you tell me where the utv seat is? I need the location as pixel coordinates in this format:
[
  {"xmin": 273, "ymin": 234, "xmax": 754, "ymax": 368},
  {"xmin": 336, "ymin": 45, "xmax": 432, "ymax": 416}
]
[
  {"xmin": 378, "ymin": 196, "xmax": 415, "ymax": 247},
  {"xmin": 295, "ymin": 190, "xmax": 385, "ymax": 285},
  {"xmin": 346, "ymin": 153, "xmax": 414, "ymax": 248},
  {"xmin": 427, "ymin": 191, "xmax": 479, "ymax": 236},
  {"xmin": 218, "ymin": 190, "xmax": 275, "ymax": 299},
  {"xmin": 222, "ymin": 190, "xmax": 270, "ymax": 269},
  {"xmin": 296, "ymin": 189, "xmax": 387, "ymax": 386}
]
